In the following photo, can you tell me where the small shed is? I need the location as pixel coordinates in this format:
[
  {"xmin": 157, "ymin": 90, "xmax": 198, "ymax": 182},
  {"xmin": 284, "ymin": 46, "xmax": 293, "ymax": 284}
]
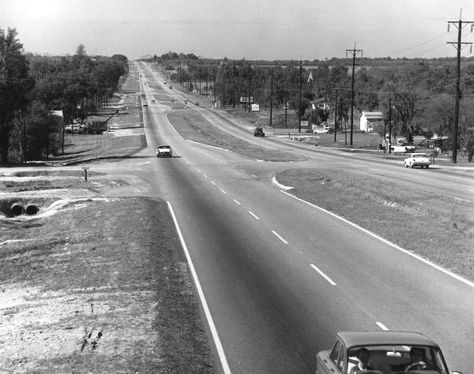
[{"xmin": 360, "ymin": 111, "xmax": 383, "ymax": 132}]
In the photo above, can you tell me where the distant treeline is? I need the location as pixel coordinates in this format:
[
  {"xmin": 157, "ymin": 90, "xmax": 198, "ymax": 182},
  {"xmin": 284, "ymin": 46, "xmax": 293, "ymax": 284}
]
[
  {"xmin": 0, "ymin": 28, "xmax": 128, "ymax": 163},
  {"xmin": 143, "ymin": 51, "xmax": 474, "ymax": 154}
]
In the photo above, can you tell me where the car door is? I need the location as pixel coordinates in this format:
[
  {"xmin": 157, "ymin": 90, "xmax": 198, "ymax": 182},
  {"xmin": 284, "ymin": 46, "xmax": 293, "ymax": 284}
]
[{"xmin": 317, "ymin": 340, "xmax": 345, "ymax": 374}]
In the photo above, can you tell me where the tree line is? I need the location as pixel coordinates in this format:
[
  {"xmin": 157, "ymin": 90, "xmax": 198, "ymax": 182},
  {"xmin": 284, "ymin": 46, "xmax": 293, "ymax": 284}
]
[
  {"xmin": 0, "ymin": 28, "xmax": 128, "ymax": 164},
  {"xmin": 146, "ymin": 52, "xmax": 474, "ymax": 156}
]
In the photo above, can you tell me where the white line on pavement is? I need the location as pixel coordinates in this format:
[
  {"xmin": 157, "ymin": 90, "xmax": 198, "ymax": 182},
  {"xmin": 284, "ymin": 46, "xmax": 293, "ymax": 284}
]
[
  {"xmin": 251, "ymin": 174, "xmax": 258, "ymax": 178},
  {"xmin": 282, "ymin": 190, "xmax": 474, "ymax": 289},
  {"xmin": 233, "ymin": 199, "xmax": 241, "ymax": 205},
  {"xmin": 376, "ymin": 322, "xmax": 390, "ymax": 331},
  {"xmin": 248, "ymin": 211, "xmax": 260, "ymax": 220},
  {"xmin": 272, "ymin": 230, "xmax": 288, "ymax": 244},
  {"xmin": 220, "ymin": 189, "xmax": 227, "ymax": 194},
  {"xmin": 203, "ymin": 174, "xmax": 208, "ymax": 178},
  {"xmin": 310, "ymin": 264, "xmax": 337, "ymax": 286},
  {"xmin": 167, "ymin": 202, "xmax": 232, "ymax": 374},
  {"xmin": 211, "ymin": 180, "xmax": 217, "ymax": 186},
  {"xmin": 454, "ymin": 197, "xmax": 472, "ymax": 203}
]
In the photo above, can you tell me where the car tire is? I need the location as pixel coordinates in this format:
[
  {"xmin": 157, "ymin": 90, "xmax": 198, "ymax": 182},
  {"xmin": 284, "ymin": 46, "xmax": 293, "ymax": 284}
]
[
  {"xmin": 410, "ymin": 164, "xmax": 414, "ymax": 168},
  {"xmin": 426, "ymin": 165, "xmax": 429, "ymax": 168}
]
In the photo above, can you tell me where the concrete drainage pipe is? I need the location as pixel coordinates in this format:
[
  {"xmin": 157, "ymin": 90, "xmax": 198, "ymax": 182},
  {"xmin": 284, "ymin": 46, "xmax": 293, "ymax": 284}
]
[
  {"xmin": 10, "ymin": 202, "xmax": 25, "ymax": 216},
  {"xmin": 25, "ymin": 204, "xmax": 39, "ymax": 215}
]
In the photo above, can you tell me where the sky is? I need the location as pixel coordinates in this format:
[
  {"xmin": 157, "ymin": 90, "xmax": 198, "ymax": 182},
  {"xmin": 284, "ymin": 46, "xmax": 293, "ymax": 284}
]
[{"xmin": 2, "ymin": 0, "xmax": 474, "ymax": 60}]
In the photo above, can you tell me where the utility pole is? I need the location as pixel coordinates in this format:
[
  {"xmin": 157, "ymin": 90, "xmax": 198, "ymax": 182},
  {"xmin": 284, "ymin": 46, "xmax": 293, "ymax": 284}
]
[
  {"xmin": 233, "ymin": 60, "xmax": 236, "ymax": 108},
  {"xmin": 346, "ymin": 43, "xmax": 363, "ymax": 146},
  {"xmin": 269, "ymin": 67, "xmax": 274, "ymax": 128},
  {"xmin": 298, "ymin": 60, "xmax": 303, "ymax": 133},
  {"xmin": 447, "ymin": 10, "xmax": 473, "ymax": 163},
  {"xmin": 248, "ymin": 63, "xmax": 252, "ymax": 112},
  {"xmin": 333, "ymin": 88, "xmax": 338, "ymax": 143},
  {"xmin": 222, "ymin": 64, "xmax": 225, "ymax": 108},
  {"xmin": 388, "ymin": 97, "xmax": 392, "ymax": 154}
]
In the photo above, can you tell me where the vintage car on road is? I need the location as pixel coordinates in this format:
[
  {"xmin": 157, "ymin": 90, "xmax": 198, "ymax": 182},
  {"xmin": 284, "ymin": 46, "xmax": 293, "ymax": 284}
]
[
  {"xmin": 404, "ymin": 153, "xmax": 431, "ymax": 168},
  {"xmin": 156, "ymin": 145, "xmax": 173, "ymax": 158},
  {"xmin": 254, "ymin": 127, "xmax": 265, "ymax": 137},
  {"xmin": 316, "ymin": 331, "xmax": 458, "ymax": 374}
]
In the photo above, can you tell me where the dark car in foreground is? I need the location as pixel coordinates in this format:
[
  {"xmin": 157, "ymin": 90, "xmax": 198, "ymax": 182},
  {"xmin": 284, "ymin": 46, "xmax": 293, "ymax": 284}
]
[{"xmin": 316, "ymin": 331, "xmax": 460, "ymax": 374}]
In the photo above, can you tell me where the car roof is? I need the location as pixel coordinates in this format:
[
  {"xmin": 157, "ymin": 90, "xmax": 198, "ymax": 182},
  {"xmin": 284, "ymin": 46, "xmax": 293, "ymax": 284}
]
[{"xmin": 337, "ymin": 331, "xmax": 439, "ymax": 348}]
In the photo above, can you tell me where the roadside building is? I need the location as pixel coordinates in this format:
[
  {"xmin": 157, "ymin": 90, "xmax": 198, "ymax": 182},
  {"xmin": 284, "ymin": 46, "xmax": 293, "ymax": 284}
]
[{"xmin": 359, "ymin": 111, "xmax": 383, "ymax": 132}]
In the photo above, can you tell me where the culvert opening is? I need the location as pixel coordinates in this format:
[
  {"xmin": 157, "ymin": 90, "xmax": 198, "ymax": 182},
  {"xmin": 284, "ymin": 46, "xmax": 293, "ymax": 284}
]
[
  {"xmin": 10, "ymin": 203, "xmax": 25, "ymax": 216},
  {"xmin": 25, "ymin": 204, "xmax": 39, "ymax": 215}
]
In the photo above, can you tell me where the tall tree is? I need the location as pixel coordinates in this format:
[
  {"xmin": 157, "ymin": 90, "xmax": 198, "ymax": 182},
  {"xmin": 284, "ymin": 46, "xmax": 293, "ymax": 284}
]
[{"xmin": 0, "ymin": 28, "xmax": 32, "ymax": 163}]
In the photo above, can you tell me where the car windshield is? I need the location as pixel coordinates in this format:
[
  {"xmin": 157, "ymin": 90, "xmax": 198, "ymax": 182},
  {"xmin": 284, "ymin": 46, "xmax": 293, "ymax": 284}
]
[
  {"xmin": 413, "ymin": 154, "xmax": 428, "ymax": 158},
  {"xmin": 158, "ymin": 146, "xmax": 170, "ymax": 149},
  {"xmin": 346, "ymin": 345, "xmax": 448, "ymax": 374}
]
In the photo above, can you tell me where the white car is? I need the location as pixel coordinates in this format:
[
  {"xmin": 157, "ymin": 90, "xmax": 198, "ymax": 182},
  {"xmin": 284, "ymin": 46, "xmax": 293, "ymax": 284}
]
[
  {"xmin": 404, "ymin": 153, "xmax": 431, "ymax": 168},
  {"xmin": 156, "ymin": 145, "xmax": 172, "ymax": 158}
]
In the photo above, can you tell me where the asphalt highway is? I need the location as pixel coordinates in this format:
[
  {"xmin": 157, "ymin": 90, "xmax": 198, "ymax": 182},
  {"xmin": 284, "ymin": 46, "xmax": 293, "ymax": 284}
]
[{"xmin": 136, "ymin": 62, "xmax": 473, "ymax": 374}]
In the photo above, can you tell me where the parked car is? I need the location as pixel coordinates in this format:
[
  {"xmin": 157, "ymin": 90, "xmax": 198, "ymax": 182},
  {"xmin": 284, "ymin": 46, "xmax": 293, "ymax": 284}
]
[
  {"xmin": 316, "ymin": 331, "xmax": 457, "ymax": 374},
  {"xmin": 254, "ymin": 127, "xmax": 265, "ymax": 137},
  {"xmin": 156, "ymin": 145, "xmax": 172, "ymax": 158},
  {"xmin": 404, "ymin": 153, "xmax": 431, "ymax": 168}
]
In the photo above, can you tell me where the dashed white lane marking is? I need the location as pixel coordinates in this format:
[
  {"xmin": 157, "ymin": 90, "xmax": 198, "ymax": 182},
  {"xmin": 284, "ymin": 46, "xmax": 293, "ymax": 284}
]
[
  {"xmin": 248, "ymin": 211, "xmax": 260, "ymax": 220},
  {"xmin": 310, "ymin": 264, "xmax": 337, "ymax": 286},
  {"xmin": 203, "ymin": 174, "xmax": 208, "ymax": 178},
  {"xmin": 282, "ymin": 190, "xmax": 474, "ymax": 289},
  {"xmin": 272, "ymin": 230, "xmax": 288, "ymax": 244},
  {"xmin": 251, "ymin": 174, "xmax": 258, "ymax": 178},
  {"xmin": 454, "ymin": 197, "xmax": 472, "ymax": 203},
  {"xmin": 220, "ymin": 189, "xmax": 227, "ymax": 194},
  {"xmin": 137, "ymin": 161, "xmax": 151, "ymax": 166},
  {"xmin": 211, "ymin": 180, "xmax": 217, "ymax": 186},
  {"xmin": 376, "ymin": 322, "xmax": 390, "ymax": 331},
  {"xmin": 233, "ymin": 199, "xmax": 241, "ymax": 205},
  {"xmin": 167, "ymin": 202, "xmax": 232, "ymax": 374}
]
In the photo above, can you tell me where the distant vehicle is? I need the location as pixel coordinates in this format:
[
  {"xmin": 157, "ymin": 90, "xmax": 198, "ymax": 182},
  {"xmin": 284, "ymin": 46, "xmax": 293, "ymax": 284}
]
[
  {"xmin": 142, "ymin": 102, "xmax": 148, "ymax": 106},
  {"xmin": 316, "ymin": 331, "xmax": 457, "ymax": 374},
  {"xmin": 151, "ymin": 99, "xmax": 155, "ymax": 103},
  {"xmin": 391, "ymin": 145, "xmax": 415, "ymax": 154},
  {"xmin": 254, "ymin": 127, "xmax": 265, "ymax": 137},
  {"xmin": 156, "ymin": 145, "xmax": 172, "ymax": 158},
  {"xmin": 404, "ymin": 153, "xmax": 431, "ymax": 168}
]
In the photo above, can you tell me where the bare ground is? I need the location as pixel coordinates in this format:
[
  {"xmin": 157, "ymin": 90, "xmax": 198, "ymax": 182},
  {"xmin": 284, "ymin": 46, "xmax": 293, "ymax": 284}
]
[{"xmin": 0, "ymin": 186, "xmax": 214, "ymax": 373}]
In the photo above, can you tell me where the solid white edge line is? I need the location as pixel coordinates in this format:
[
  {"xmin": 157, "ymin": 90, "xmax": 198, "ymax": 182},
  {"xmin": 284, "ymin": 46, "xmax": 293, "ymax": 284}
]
[
  {"xmin": 281, "ymin": 190, "xmax": 474, "ymax": 289},
  {"xmin": 248, "ymin": 211, "xmax": 260, "ymax": 220},
  {"xmin": 186, "ymin": 139, "xmax": 227, "ymax": 152},
  {"xmin": 233, "ymin": 199, "xmax": 241, "ymax": 205},
  {"xmin": 376, "ymin": 322, "xmax": 390, "ymax": 331},
  {"xmin": 272, "ymin": 230, "xmax": 288, "ymax": 244},
  {"xmin": 310, "ymin": 264, "xmax": 337, "ymax": 286},
  {"xmin": 167, "ymin": 201, "xmax": 232, "ymax": 374},
  {"xmin": 454, "ymin": 197, "xmax": 472, "ymax": 203}
]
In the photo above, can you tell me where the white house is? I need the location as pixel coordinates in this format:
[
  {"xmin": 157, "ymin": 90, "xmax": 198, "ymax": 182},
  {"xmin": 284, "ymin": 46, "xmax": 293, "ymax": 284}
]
[{"xmin": 359, "ymin": 111, "xmax": 383, "ymax": 132}]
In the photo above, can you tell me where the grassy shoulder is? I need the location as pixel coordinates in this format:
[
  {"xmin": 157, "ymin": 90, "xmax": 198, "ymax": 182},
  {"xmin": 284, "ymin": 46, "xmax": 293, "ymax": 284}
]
[
  {"xmin": 276, "ymin": 168, "xmax": 474, "ymax": 281},
  {"xmin": 0, "ymin": 195, "xmax": 214, "ymax": 373}
]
